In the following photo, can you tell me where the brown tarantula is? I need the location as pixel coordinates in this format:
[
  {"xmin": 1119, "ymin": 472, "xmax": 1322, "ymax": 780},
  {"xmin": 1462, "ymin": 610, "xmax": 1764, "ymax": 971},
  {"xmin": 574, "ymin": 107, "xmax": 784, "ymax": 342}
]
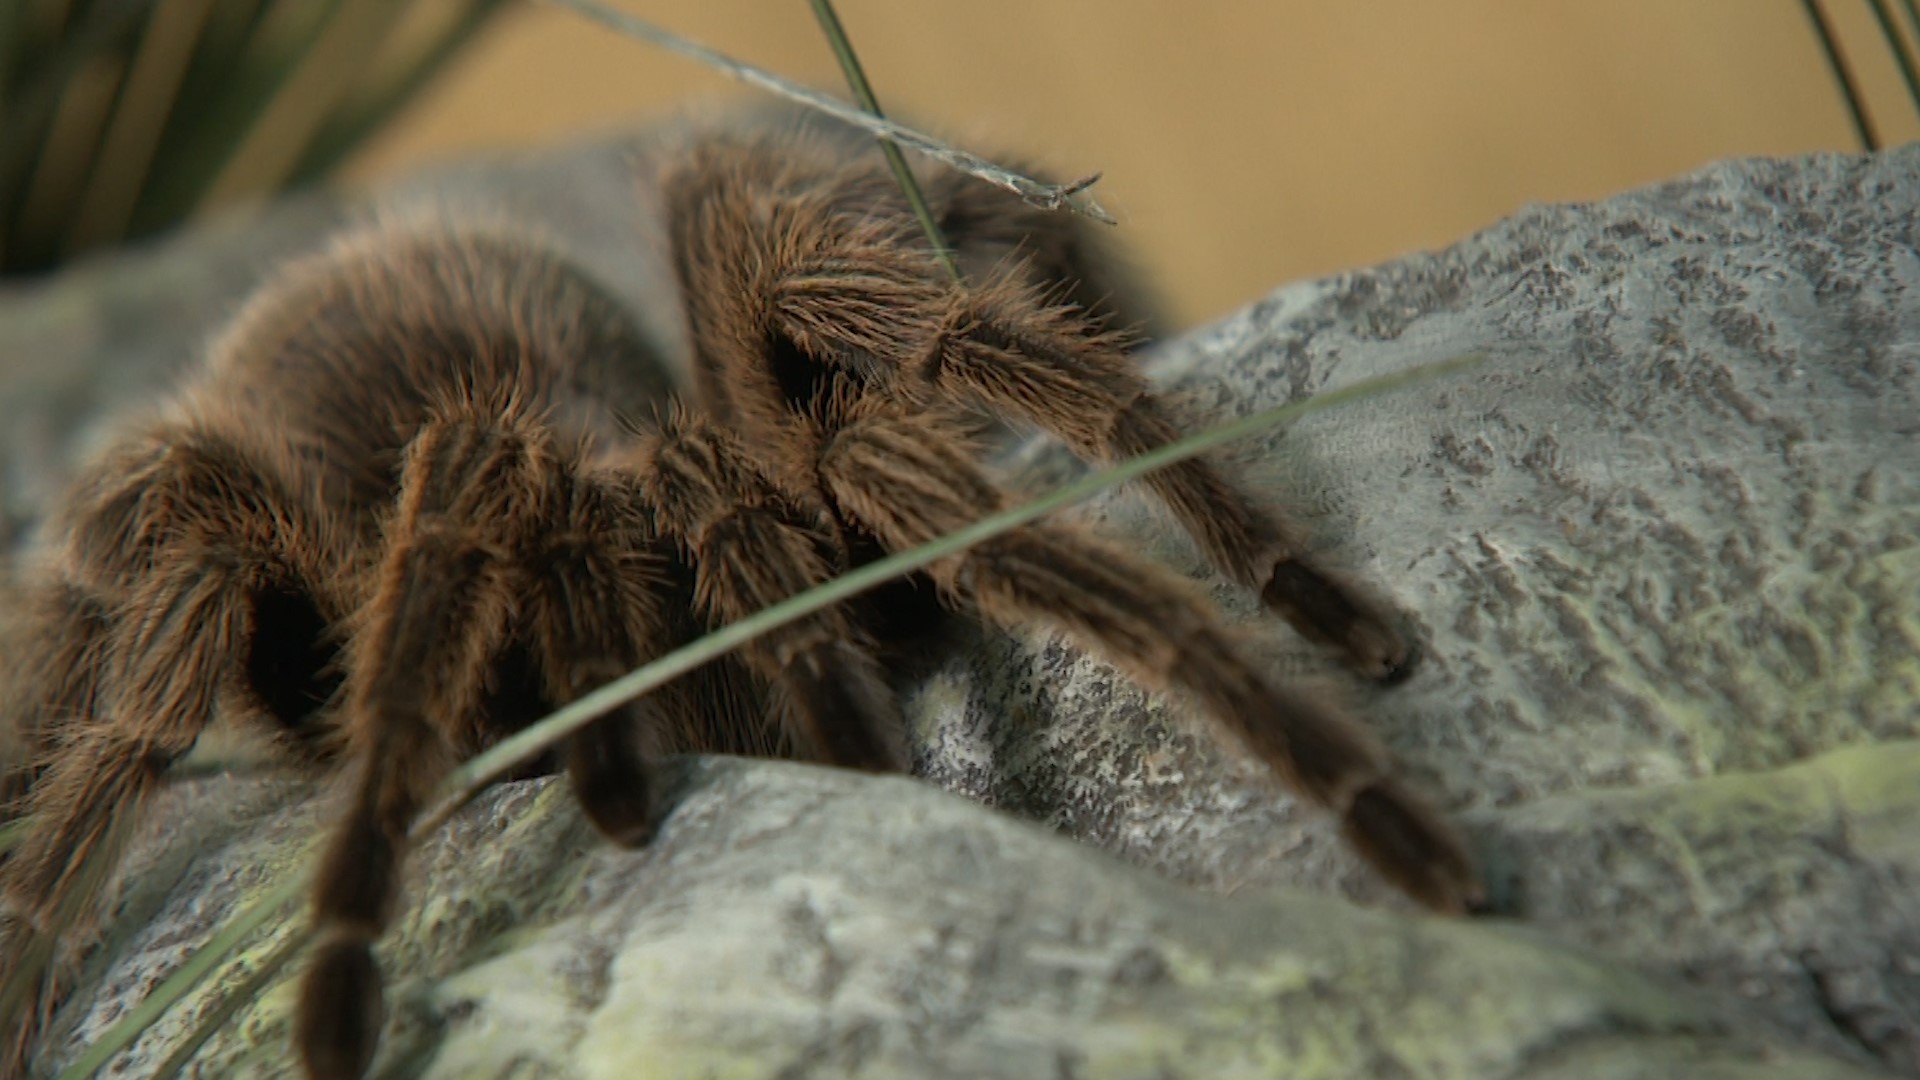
[{"xmin": 0, "ymin": 121, "xmax": 1480, "ymax": 1077}]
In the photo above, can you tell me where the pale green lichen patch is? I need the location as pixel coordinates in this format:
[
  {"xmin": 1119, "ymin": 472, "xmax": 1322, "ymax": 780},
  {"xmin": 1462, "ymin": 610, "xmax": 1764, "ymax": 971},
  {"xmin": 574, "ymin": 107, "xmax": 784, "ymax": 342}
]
[{"xmin": 1812, "ymin": 739, "xmax": 1920, "ymax": 869}]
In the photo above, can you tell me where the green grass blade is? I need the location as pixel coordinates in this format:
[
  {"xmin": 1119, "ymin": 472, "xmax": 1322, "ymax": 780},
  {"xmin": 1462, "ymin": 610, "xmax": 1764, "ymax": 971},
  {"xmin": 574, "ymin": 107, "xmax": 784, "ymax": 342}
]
[
  {"xmin": 150, "ymin": 915, "xmax": 311, "ymax": 1080},
  {"xmin": 0, "ymin": 2, "xmax": 149, "ymax": 268},
  {"xmin": 808, "ymin": 0, "xmax": 962, "ymax": 282},
  {"xmin": 286, "ymin": 0, "xmax": 511, "ymax": 188},
  {"xmin": 124, "ymin": 0, "xmax": 346, "ymax": 237},
  {"xmin": 543, "ymin": 0, "xmax": 1114, "ymax": 224},
  {"xmin": 54, "ymin": 866, "xmax": 311, "ymax": 1080},
  {"xmin": 58, "ymin": 354, "xmax": 1482, "ymax": 1073},
  {"xmin": 61, "ymin": 0, "xmax": 219, "ymax": 256},
  {"xmin": 1800, "ymin": 0, "xmax": 1880, "ymax": 150},
  {"xmin": 1867, "ymin": 0, "xmax": 1920, "ymax": 122},
  {"xmin": 191, "ymin": 0, "xmax": 407, "ymax": 215},
  {"xmin": 420, "ymin": 351, "xmax": 1486, "ymax": 833}
]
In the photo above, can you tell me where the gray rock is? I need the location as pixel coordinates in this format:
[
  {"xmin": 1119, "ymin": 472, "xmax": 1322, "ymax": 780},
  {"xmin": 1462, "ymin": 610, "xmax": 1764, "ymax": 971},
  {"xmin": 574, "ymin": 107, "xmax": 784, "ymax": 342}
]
[
  {"xmin": 3, "ymin": 129, "xmax": 1916, "ymax": 1078},
  {"xmin": 44, "ymin": 761, "xmax": 1897, "ymax": 1080},
  {"xmin": 916, "ymin": 145, "xmax": 1920, "ymax": 1070}
]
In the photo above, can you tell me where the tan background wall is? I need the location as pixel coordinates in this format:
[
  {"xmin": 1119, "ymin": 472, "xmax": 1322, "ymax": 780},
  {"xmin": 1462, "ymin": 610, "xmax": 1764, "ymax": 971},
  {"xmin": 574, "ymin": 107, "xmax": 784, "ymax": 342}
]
[{"xmin": 343, "ymin": 2, "xmax": 1919, "ymax": 329}]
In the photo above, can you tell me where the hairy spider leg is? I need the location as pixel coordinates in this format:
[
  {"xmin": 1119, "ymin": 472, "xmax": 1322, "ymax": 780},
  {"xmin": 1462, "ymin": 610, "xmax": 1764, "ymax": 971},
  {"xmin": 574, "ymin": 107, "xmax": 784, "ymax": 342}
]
[
  {"xmin": 632, "ymin": 407, "xmax": 909, "ymax": 773},
  {"xmin": 0, "ymin": 419, "xmax": 349, "ymax": 1065},
  {"xmin": 817, "ymin": 398, "xmax": 1479, "ymax": 912},
  {"xmin": 295, "ymin": 399, "xmax": 723, "ymax": 1079},
  {"xmin": 662, "ymin": 139, "xmax": 1410, "ymax": 681}
]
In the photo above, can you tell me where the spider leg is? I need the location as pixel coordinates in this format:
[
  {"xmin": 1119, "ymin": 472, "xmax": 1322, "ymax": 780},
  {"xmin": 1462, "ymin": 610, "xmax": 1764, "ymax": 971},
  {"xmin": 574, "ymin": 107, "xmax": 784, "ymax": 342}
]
[
  {"xmin": 818, "ymin": 401, "xmax": 1480, "ymax": 912},
  {"xmin": 298, "ymin": 408, "xmax": 545, "ymax": 1080},
  {"xmin": 764, "ymin": 245, "xmax": 1409, "ymax": 679},
  {"xmin": 0, "ymin": 422, "xmax": 342, "ymax": 1066},
  {"xmin": 0, "ymin": 579, "xmax": 100, "ymax": 1061},
  {"xmin": 297, "ymin": 407, "xmax": 716, "ymax": 1079},
  {"xmin": 0, "ymin": 580, "xmax": 111, "ymax": 809},
  {"xmin": 522, "ymin": 464, "xmax": 700, "ymax": 846},
  {"xmin": 633, "ymin": 409, "xmax": 907, "ymax": 773}
]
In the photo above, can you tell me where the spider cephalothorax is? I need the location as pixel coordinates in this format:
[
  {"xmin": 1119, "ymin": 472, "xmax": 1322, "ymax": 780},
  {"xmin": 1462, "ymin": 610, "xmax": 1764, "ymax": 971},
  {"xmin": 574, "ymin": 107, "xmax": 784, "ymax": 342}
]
[{"xmin": 0, "ymin": 120, "xmax": 1479, "ymax": 1078}]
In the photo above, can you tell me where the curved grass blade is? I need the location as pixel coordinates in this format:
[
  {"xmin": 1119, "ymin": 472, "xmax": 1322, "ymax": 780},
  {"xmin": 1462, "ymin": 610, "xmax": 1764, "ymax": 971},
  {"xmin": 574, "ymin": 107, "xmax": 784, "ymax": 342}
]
[
  {"xmin": 809, "ymin": 0, "xmax": 962, "ymax": 282},
  {"xmin": 421, "ymin": 351, "xmax": 1486, "ymax": 833},
  {"xmin": 60, "ymin": 0, "xmax": 218, "ymax": 256},
  {"xmin": 542, "ymin": 0, "xmax": 1114, "ymax": 224},
  {"xmin": 1867, "ymin": 0, "xmax": 1920, "ymax": 121},
  {"xmin": 286, "ymin": 0, "xmax": 512, "ymax": 188},
  {"xmin": 53, "ymin": 867, "xmax": 310, "ymax": 1080},
  {"xmin": 1800, "ymin": 0, "xmax": 1879, "ymax": 150},
  {"xmin": 60, "ymin": 353, "xmax": 1482, "ymax": 1070},
  {"xmin": 149, "ymin": 915, "xmax": 311, "ymax": 1080},
  {"xmin": 78, "ymin": 351, "xmax": 1482, "ymax": 1072}
]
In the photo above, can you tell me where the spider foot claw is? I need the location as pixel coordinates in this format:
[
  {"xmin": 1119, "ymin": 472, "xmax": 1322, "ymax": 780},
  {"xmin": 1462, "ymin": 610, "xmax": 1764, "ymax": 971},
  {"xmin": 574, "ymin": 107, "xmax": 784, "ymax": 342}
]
[
  {"xmin": 1261, "ymin": 559, "xmax": 1413, "ymax": 682},
  {"xmin": 297, "ymin": 938, "xmax": 384, "ymax": 1080},
  {"xmin": 565, "ymin": 730, "xmax": 659, "ymax": 849},
  {"xmin": 1341, "ymin": 778, "xmax": 1484, "ymax": 915},
  {"xmin": 571, "ymin": 775, "xmax": 658, "ymax": 849}
]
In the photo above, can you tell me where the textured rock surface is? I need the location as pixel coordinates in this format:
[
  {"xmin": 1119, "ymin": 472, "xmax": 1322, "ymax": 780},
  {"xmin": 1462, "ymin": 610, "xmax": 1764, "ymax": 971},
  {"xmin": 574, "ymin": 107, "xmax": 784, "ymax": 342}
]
[
  {"xmin": 2, "ymin": 130, "xmax": 1916, "ymax": 1078},
  {"xmin": 913, "ymin": 144, "xmax": 1920, "ymax": 1071},
  {"xmin": 41, "ymin": 762, "xmax": 1894, "ymax": 1080}
]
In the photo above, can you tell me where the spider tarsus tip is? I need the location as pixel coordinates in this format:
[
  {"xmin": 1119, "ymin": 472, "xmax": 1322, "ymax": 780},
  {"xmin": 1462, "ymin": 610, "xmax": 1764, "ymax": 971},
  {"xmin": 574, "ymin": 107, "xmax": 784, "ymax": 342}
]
[
  {"xmin": 1404, "ymin": 869, "xmax": 1487, "ymax": 918},
  {"xmin": 590, "ymin": 812, "xmax": 659, "ymax": 849},
  {"xmin": 1336, "ymin": 614, "xmax": 1418, "ymax": 685},
  {"xmin": 1371, "ymin": 637, "xmax": 1420, "ymax": 686}
]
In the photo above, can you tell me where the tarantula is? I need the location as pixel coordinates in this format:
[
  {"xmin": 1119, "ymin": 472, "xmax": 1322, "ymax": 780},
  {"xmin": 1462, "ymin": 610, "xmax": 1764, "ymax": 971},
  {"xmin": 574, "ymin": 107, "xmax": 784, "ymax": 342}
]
[{"xmin": 0, "ymin": 120, "xmax": 1480, "ymax": 1077}]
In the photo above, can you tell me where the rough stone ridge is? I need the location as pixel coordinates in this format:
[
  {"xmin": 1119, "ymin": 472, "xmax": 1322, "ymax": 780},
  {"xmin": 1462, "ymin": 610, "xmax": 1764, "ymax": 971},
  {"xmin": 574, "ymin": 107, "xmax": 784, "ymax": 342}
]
[{"xmin": 2, "ymin": 131, "xmax": 1915, "ymax": 1077}]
